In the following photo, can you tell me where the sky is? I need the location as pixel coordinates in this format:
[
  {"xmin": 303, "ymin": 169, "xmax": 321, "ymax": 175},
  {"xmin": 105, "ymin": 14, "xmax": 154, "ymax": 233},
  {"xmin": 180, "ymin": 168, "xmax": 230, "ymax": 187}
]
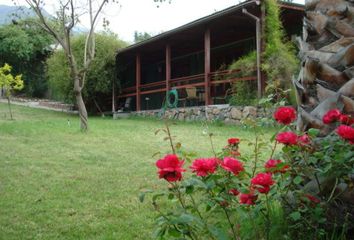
[{"xmin": 4, "ymin": 0, "xmax": 304, "ymax": 43}]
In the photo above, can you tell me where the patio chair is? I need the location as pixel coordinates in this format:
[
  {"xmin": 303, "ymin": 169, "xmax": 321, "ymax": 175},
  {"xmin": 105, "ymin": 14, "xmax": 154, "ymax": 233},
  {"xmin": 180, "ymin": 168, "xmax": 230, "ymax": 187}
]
[
  {"xmin": 212, "ymin": 88, "xmax": 234, "ymax": 104},
  {"xmin": 118, "ymin": 97, "xmax": 132, "ymax": 112},
  {"xmin": 185, "ymin": 87, "xmax": 199, "ymax": 106}
]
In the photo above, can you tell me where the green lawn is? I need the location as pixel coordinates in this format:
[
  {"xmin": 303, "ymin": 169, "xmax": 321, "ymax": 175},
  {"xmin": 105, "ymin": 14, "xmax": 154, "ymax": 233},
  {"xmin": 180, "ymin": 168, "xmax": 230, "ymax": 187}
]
[{"xmin": 0, "ymin": 103, "xmax": 275, "ymax": 240}]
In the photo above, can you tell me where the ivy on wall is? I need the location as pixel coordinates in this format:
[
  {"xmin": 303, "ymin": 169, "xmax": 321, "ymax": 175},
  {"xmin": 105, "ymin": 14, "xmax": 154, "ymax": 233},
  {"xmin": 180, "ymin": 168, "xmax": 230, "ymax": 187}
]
[
  {"xmin": 228, "ymin": 0, "xmax": 299, "ymax": 105},
  {"xmin": 263, "ymin": 0, "xmax": 298, "ymax": 95}
]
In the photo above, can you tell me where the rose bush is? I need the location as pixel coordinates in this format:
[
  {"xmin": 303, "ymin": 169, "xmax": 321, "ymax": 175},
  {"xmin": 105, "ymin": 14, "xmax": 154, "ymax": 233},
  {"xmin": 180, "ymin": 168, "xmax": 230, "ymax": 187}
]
[{"xmin": 140, "ymin": 107, "xmax": 353, "ymax": 240}]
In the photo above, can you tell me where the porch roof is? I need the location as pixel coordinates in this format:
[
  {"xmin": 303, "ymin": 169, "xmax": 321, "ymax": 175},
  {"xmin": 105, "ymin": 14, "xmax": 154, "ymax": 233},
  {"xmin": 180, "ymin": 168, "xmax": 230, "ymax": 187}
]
[{"xmin": 116, "ymin": 0, "xmax": 304, "ymax": 59}]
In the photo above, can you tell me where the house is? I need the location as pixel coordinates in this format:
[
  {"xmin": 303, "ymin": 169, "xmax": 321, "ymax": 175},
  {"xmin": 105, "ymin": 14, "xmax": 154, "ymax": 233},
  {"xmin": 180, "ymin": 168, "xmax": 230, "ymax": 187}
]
[{"xmin": 115, "ymin": 0, "xmax": 304, "ymax": 111}]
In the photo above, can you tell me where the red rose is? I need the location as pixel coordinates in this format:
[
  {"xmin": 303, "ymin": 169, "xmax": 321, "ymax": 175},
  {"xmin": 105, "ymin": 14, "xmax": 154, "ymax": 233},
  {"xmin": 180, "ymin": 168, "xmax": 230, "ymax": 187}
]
[
  {"xmin": 231, "ymin": 150, "xmax": 241, "ymax": 157},
  {"xmin": 239, "ymin": 192, "xmax": 258, "ymax": 205},
  {"xmin": 304, "ymin": 194, "xmax": 320, "ymax": 204},
  {"xmin": 339, "ymin": 114, "xmax": 354, "ymax": 125},
  {"xmin": 336, "ymin": 125, "xmax": 354, "ymax": 144},
  {"xmin": 264, "ymin": 159, "xmax": 289, "ymax": 173},
  {"xmin": 221, "ymin": 157, "xmax": 244, "ymax": 176},
  {"xmin": 229, "ymin": 188, "xmax": 240, "ymax": 196},
  {"xmin": 190, "ymin": 158, "xmax": 218, "ymax": 177},
  {"xmin": 322, "ymin": 109, "xmax": 341, "ymax": 124},
  {"xmin": 251, "ymin": 173, "xmax": 275, "ymax": 194},
  {"xmin": 276, "ymin": 131, "xmax": 298, "ymax": 145},
  {"xmin": 298, "ymin": 134, "xmax": 310, "ymax": 146},
  {"xmin": 273, "ymin": 106, "xmax": 297, "ymax": 125},
  {"xmin": 156, "ymin": 154, "xmax": 186, "ymax": 182},
  {"xmin": 219, "ymin": 200, "xmax": 229, "ymax": 208},
  {"xmin": 228, "ymin": 138, "xmax": 240, "ymax": 145}
]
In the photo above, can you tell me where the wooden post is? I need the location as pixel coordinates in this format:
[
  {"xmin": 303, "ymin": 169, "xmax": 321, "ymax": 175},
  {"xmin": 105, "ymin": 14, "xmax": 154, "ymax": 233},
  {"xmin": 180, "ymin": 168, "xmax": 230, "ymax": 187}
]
[
  {"xmin": 260, "ymin": 1, "xmax": 266, "ymax": 95},
  {"xmin": 136, "ymin": 53, "xmax": 141, "ymax": 111},
  {"xmin": 204, "ymin": 29, "xmax": 211, "ymax": 105},
  {"xmin": 242, "ymin": 7, "xmax": 262, "ymax": 98},
  {"xmin": 165, "ymin": 44, "xmax": 171, "ymax": 92}
]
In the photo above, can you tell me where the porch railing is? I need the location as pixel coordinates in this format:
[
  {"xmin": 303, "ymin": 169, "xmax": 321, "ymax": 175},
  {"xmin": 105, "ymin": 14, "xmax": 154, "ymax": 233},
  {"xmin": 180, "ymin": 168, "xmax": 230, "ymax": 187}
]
[{"xmin": 118, "ymin": 69, "xmax": 256, "ymax": 99}]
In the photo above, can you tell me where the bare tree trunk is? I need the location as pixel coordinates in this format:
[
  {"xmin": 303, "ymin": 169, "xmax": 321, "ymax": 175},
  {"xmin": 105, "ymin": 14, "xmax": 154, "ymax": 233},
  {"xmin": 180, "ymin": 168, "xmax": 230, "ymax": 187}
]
[
  {"xmin": 75, "ymin": 90, "xmax": 88, "ymax": 131},
  {"xmin": 7, "ymin": 96, "xmax": 13, "ymax": 120},
  {"xmin": 73, "ymin": 74, "xmax": 88, "ymax": 131}
]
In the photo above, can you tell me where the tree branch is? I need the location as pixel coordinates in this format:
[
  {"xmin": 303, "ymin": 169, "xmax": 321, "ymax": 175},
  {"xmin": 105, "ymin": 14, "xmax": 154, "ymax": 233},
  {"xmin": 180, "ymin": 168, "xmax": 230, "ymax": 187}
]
[
  {"xmin": 80, "ymin": 0, "xmax": 108, "ymax": 89},
  {"xmin": 25, "ymin": 0, "xmax": 66, "ymax": 50}
]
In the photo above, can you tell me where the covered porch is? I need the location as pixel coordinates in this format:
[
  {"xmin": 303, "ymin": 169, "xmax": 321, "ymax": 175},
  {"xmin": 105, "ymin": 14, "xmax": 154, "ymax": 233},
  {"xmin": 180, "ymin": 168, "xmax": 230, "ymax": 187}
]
[{"xmin": 115, "ymin": 0, "xmax": 303, "ymax": 111}]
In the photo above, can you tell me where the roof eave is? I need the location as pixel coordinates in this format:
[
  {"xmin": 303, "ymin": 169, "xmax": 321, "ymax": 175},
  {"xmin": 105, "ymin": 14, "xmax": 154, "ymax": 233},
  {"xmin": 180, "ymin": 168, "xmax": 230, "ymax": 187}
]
[{"xmin": 116, "ymin": 0, "xmax": 304, "ymax": 56}]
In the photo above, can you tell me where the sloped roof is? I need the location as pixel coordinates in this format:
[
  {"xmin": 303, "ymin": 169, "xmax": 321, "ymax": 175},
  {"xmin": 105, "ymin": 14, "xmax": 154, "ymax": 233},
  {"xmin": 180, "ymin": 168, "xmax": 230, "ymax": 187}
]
[{"xmin": 117, "ymin": 0, "xmax": 304, "ymax": 56}]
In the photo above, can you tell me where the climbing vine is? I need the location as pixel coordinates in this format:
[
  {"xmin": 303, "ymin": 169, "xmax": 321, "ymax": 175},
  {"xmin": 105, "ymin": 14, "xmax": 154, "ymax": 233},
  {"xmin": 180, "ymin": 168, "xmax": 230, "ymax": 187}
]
[
  {"xmin": 263, "ymin": 0, "xmax": 298, "ymax": 97},
  {"xmin": 228, "ymin": 0, "xmax": 298, "ymax": 105}
]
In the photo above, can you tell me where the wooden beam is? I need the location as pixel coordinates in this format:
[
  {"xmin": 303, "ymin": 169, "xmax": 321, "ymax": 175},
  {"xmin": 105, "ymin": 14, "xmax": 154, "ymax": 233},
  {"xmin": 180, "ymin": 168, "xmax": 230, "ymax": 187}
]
[
  {"xmin": 136, "ymin": 54, "xmax": 141, "ymax": 111},
  {"xmin": 117, "ymin": 92, "xmax": 137, "ymax": 98},
  {"xmin": 165, "ymin": 44, "xmax": 171, "ymax": 93},
  {"xmin": 279, "ymin": 3, "xmax": 304, "ymax": 11},
  {"xmin": 260, "ymin": 2, "xmax": 266, "ymax": 96},
  {"xmin": 172, "ymin": 82, "xmax": 205, "ymax": 90},
  {"xmin": 141, "ymin": 88, "xmax": 167, "ymax": 95},
  {"xmin": 211, "ymin": 76, "xmax": 257, "ymax": 85},
  {"xmin": 204, "ymin": 29, "xmax": 211, "ymax": 105}
]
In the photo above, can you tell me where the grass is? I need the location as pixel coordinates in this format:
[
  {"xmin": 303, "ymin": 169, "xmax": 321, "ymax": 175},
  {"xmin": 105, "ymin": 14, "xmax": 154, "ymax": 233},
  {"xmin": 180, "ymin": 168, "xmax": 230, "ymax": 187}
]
[{"xmin": 0, "ymin": 103, "xmax": 276, "ymax": 240}]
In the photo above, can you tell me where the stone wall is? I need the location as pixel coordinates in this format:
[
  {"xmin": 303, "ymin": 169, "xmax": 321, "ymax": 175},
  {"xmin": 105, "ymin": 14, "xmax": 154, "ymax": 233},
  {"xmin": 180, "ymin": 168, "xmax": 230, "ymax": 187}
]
[
  {"xmin": 1, "ymin": 97, "xmax": 75, "ymax": 113},
  {"xmin": 130, "ymin": 105, "xmax": 271, "ymax": 124}
]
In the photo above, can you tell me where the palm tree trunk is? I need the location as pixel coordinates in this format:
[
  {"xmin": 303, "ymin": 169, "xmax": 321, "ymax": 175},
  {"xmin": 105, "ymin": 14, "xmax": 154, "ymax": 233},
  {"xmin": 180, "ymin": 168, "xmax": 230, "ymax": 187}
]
[
  {"xmin": 294, "ymin": 0, "xmax": 354, "ymax": 135},
  {"xmin": 293, "ymin": 0, "xmax": 354, "ymax": 231}
]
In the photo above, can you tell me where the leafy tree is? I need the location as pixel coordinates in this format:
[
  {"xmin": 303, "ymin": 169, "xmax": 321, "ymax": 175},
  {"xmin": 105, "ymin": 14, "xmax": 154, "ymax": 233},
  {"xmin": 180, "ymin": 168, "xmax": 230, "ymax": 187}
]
[
  {"xmin": 133, "ymin": 31, "xmax": 152, "ymax": 43},
  {"xmin": 0, "ymin": 20, "xmax": 52, "ymax": 97},
  {"xmin": 0, "ymin": 63, "xmax": 24, "ymax": 120},
  {"xmin": 46, "ymin": 33, "xmax": 127, "ymax": 113},
  {"xmin": 24, "ymin": 0, "xmax": 114, "ymax": 131}
]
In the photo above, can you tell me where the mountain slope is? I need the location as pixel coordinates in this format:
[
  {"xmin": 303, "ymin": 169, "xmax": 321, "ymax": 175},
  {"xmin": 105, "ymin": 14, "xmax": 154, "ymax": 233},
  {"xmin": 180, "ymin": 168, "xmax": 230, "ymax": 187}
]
[{"xmin": 0, "ymin": 5, "xmax": 50, "ymax": 25}]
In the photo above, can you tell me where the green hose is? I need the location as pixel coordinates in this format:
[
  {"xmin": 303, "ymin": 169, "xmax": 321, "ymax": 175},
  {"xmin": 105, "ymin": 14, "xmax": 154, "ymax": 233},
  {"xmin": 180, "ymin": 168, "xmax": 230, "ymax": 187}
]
[
  {"xmin": 166, "ymin": 89, "xmax": 178, "ymax": 108},
  {"xmin": 159, "ymin": 89, "xmax": 179, "ymax": 118}
]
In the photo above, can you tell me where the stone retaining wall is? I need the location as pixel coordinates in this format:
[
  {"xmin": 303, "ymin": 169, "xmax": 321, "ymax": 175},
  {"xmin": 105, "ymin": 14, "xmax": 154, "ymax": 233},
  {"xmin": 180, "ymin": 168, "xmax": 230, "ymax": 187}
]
[
  {"xmin": 130, "ymin": 105, "xmax": 271, "ymax": 124},
  {"xmin": 1, "ymin": 97, "xmax": 75, "ymax": 113}
]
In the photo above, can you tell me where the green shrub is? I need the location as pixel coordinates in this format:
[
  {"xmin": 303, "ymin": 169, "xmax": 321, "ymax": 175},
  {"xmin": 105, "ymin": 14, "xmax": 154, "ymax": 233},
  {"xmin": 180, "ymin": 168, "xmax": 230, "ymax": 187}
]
[{"xmin": 46, "ymin": 32, "xmax": 127, "ymax": 111}]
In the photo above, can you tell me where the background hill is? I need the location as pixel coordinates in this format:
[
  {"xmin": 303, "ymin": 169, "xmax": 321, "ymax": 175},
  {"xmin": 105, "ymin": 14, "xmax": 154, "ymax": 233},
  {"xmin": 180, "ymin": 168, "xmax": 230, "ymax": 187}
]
[{"xmin": 0, "ymin": 4, "xmax": 51, "ymax": 25}]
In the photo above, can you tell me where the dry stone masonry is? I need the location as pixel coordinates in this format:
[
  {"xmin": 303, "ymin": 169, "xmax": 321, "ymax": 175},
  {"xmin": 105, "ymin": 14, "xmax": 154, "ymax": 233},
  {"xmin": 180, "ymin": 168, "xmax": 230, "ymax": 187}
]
[{"xmin": 130, "ymin": 105, "xmax": 269, "ymax": 124}]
